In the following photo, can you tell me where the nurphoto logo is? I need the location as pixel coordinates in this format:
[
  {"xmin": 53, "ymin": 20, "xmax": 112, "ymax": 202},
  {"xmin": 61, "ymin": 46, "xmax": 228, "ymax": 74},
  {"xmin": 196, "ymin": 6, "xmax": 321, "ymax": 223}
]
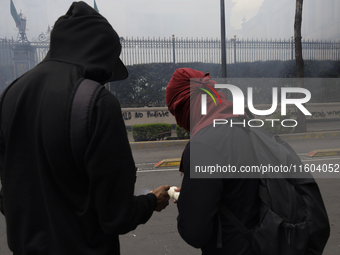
[{"xmin": 200, "ymin": 84, "xmax": 312, "ymax": 128}]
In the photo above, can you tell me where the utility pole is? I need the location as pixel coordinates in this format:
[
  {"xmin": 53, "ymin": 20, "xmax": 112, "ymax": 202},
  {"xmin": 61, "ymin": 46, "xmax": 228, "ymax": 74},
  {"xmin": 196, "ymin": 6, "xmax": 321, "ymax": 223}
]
[
  {"xmin": 220, "ymin": 0, "xmax": 227, "ymax": 78},
  {"xmin": 293, "ymin": 0, "xmax": 307, "ymax": 133}
]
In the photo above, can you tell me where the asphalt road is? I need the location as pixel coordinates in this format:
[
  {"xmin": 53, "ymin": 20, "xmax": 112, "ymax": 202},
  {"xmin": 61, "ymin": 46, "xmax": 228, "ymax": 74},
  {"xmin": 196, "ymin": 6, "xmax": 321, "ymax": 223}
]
[
  {"xmin": 0, "ymin": 136, "xmax": 339, "ymax": 254},
  {"xmin": 120, "ymin": 136, "xmax": 340, "ymax": 255}
]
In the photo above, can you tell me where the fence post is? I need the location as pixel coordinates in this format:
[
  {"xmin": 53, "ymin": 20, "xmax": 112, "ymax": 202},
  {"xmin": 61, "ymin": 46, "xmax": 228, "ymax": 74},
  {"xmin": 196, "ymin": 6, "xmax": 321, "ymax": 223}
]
[
  {"xmin": 172, "ymin": 34, "xmax": 176, "ymax": 73},
  {"xmin": 12, "ymin": 43, "xmax": 36, "ymax": 79},
  {"xmin": 291, "ymin": 36, "xmax": 294, "ymax": 60},
  {"xmin": 233, "ymin": 35, "xmax": 237, "ymax": 63}
]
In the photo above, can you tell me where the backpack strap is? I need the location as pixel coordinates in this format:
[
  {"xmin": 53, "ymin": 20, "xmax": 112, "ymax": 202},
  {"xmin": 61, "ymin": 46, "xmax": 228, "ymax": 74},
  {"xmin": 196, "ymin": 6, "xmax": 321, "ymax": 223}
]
[
  {"xmin": 70, "ymin": 79, "xmax": 102, "ymax": 169},
  {"xmin": 216, "ymin": 114, "xmax": 254, "ymax": 248},
  {"xmin": 217, "ymin": 202, "xmax": 254, "ymax": 248},
  {"xmin": 219, "ymin": 202, "xmax": 252, "ymax": 235}
]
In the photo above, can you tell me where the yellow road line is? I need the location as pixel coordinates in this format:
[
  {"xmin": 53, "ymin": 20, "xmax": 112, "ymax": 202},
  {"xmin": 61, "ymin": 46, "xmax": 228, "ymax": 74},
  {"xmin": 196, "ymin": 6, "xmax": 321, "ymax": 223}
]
[
  {"xmin": 155, "ymin": 158, "xmax": 181, "ymax": 168},
  {"xmin": 307, "ymin": 148, "xmax": 340, "ymax": 157}
]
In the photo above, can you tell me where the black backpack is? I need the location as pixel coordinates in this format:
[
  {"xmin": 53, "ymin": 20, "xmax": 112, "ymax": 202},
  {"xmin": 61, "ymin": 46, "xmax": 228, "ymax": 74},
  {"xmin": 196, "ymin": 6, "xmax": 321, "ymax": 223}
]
[
  {"xmin": 69, "ymin": 78, "xmax": 102, "ymax": 170},
  {"xmin": 219, "ymin": 119, "xmax": 330, "ymax": 255},
  {"xmin": 0, "ymin": 79, "xmax": 103, "ymax": 215}
]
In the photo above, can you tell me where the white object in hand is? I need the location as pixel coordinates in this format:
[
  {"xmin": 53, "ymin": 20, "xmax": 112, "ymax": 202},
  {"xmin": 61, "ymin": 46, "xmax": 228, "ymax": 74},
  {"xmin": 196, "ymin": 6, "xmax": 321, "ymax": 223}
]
[{"xmin": 168, "ymin": 186, "xmax": 180, "ymax": 200}]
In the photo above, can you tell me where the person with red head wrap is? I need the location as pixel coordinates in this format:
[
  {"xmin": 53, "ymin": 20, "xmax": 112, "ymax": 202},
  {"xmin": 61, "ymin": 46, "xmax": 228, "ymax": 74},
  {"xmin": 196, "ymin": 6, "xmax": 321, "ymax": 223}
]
[
  {"xmin": 166, "ymin": 68, "xmax": 235, "ymax": 136},
  {"xmin": 166, "ymin": 68, "xmax": 260, "ymax": 255}
]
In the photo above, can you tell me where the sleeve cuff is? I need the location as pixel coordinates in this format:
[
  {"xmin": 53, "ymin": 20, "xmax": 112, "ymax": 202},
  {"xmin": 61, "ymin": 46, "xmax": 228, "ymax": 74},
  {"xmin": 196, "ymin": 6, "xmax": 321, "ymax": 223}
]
[{"xmin": 146, "ymin": 192, "xmax": 157, "ymax": 211}]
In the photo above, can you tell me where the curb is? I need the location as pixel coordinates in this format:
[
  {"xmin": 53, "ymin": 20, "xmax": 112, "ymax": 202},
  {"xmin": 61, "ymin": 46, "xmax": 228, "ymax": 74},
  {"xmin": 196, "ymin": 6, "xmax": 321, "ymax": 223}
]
[
  {"xmin": 130, "ymin": 130, "xmax": 340, "ymax": 149},
  {"xmin": 279, "ymin": 130, "xmax": 340, "ymax": 140},
  {"xmin": 152, "ymin": 149, "xmax": 340, "ymax": 168},
  {"xmin": 153, "ymin": 148, "xmax": 340, "ymax": 168},
  {"xmin": 307, "ymin": 148, "xmax": 340, "ymax": 157},
  {"xmin": 155, "ymin": 158, "xmax": 181, "ymax": 168},
  {"xmin": 133, "ymin": 131, "xmax": 340, "ymax": 168},
  {"xmin": 129, "ymin": 139, "xmax": 189, "ymax": 149}
]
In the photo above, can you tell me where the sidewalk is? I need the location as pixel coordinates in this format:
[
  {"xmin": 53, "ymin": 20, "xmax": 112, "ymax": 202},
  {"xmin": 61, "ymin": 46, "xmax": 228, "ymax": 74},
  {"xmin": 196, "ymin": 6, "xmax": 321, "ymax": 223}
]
[{"xmin": 128, "ymin": 120, "xmax": 340, "ymax": 148}]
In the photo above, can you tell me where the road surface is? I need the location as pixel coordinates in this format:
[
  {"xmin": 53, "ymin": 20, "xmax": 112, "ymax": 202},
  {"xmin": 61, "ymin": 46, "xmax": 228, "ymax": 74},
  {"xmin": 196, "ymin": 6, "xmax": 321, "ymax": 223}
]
[{"xmin": 1, "ymin": 136, "xmax": 339, "ymax": 255}]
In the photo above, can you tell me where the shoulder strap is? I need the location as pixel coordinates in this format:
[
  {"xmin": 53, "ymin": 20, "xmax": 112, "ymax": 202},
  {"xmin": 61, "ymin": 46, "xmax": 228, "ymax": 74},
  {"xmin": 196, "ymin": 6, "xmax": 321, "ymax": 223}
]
[
  {"xmin": 219, "ymin": 202, "xmax": 251, "ymax": 235},
  {"xmin": 217, "ymin": 202, "xmax": 254, "ymax": 248},
  {"xmin": 70, "ymin": 79, "xmax": 102, "ymax": 169}
]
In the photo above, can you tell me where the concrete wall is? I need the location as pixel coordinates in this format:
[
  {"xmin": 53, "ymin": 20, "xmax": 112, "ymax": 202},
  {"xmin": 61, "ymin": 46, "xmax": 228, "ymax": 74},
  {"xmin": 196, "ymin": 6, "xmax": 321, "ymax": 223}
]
[
  {"xmin": 122, "ymin": 107, "xmax": 175, "ymax": 127},
  {"xmin": 122, "ymin": 102, "xmax": 340, "ymax": 127}
]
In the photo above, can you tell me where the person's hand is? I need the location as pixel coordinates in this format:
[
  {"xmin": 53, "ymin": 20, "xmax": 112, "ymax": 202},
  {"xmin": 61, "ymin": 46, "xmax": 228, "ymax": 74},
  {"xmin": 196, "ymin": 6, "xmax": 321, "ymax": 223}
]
[
  {"xmin": 173, "ymin": 187, "xmax": 181, "ymax": 203},
  {"xmin": 150, "ymin": 185, "xmax": 170, "ymax": 212}
]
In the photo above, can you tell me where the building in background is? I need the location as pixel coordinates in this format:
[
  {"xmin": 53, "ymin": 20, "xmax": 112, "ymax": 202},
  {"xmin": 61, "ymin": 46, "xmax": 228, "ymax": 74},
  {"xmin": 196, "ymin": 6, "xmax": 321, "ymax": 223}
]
[
  {"xmin": 225, "ymin": 0, "xmax": 237, "ymax": 38},
  {"xmin": 239, "ymin": 0, "xmax": 339, "ymax": 40}
]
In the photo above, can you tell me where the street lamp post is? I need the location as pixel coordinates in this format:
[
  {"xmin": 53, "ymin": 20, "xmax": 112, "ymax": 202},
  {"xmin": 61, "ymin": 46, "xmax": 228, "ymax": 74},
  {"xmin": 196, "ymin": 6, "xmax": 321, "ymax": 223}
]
[
  {"xmin": 17, "ymin": 12, "xmax": 28, "ymax": 43},
  {"xmin": 220, "ymin": 0, "xmax": 227, "ymax": 78}
]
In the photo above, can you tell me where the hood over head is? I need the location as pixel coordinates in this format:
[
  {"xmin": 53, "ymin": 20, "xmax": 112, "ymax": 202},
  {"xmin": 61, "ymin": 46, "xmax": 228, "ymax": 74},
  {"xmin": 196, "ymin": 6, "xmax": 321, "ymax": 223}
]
[{"xmin": 43, "ymin": 1, "xmax": 128, "ymax": 83}]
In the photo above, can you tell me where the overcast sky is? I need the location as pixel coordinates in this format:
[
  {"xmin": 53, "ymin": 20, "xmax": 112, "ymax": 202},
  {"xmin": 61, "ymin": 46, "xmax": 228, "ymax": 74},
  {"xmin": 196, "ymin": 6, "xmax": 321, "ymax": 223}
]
[{"xmin": 1, "ymin": 0, "xmax": 264, "ymax": 40}]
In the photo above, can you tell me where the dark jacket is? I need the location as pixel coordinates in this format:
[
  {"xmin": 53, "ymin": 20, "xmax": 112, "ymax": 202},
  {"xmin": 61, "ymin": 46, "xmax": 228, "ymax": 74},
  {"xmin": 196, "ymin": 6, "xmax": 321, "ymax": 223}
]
[
  {"xmin": 0, "ymin": 2, "xmax": 156, "ymax": 254},
  {"xmin": 177, "ymin": 124, "xmax": 260, "ymax": 255}
]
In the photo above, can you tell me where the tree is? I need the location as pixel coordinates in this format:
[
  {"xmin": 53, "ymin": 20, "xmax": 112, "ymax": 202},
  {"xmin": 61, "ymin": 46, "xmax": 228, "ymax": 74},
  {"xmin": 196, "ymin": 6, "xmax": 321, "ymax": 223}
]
[
  {"xmin": 293, "ymin": 0, "xmax": 307, "ymax": 133},
  {"xmin": 110, "ymin": 63, "xmax": 172, "ymax": 107}
]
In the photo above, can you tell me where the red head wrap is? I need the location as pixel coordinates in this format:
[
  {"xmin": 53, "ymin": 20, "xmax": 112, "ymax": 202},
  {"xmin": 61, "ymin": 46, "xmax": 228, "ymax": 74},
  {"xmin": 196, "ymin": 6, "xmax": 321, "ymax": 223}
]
[{"xmin": 166, "ymin": 68, "xmax": 238, "ymax": 137}]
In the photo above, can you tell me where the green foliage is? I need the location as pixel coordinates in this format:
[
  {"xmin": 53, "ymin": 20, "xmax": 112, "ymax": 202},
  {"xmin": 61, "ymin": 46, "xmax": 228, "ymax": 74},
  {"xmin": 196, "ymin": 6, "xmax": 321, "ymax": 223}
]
[
  {"xmin": 261, "ymin": 112, "xmax": 294, "ymax": 134},
  {"xmin": 176, "ymin": 125, "xmax": 190, "ymax": 139},
  {"xmin": 108, "ymin": 60, "xmax": 340, "ymax": 107},
  {"xmin": 131, "ymin": 123, "xmax": 172, "ymax": 141},
  {"xmin": 226, "ymin": 60, "xmax": 340, "ymax": 78},
  {"xmin": 109, "ymin": 63, "xmax": 223, "ymax": 108},
  {"xmin": 109, "ymin": 63, "xmax": 172, "ymax": 108}
]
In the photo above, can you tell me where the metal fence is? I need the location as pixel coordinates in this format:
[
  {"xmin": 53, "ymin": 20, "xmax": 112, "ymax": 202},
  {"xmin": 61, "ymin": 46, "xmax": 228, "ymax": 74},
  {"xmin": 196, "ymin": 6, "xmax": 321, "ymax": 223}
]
[
  {"xmin": 30, "ymin": 28, "xmax": 51, "ymax": 64},
  {"xmin": 0, "ymin": 38, "xmax": 14, "ymax": 66},
  {"xmin": 1, "ymin": 36, "xmax": 340, "ymax": 67},
  {"xmin": 120, "ymin": 36, "xmax": 340, "ymax": 65}
]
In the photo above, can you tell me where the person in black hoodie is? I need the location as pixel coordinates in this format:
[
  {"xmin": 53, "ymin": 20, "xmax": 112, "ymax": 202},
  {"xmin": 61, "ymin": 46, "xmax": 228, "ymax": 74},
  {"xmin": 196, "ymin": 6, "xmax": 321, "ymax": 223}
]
[{"xmin": 0, "ymin": 2, "xmax": 169, "ymax": 254}]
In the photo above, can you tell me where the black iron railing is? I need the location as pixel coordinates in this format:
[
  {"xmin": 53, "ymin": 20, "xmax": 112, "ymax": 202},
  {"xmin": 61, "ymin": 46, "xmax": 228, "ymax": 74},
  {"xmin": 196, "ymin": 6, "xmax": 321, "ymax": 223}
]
[{"xmin": 1, "ymin": 35, "xmax": 339, "ymax": 67}]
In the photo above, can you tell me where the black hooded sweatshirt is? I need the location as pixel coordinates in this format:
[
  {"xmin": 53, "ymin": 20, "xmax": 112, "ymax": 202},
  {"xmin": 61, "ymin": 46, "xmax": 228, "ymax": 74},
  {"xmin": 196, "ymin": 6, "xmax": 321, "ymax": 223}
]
[{"xmin": 0, "ymin": 2, "xmax": 156, "ymax": 255}]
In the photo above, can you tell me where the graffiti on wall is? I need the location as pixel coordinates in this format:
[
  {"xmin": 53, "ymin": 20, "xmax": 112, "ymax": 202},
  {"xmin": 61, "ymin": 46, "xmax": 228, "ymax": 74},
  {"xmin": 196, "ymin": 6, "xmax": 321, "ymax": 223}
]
[{"xmin": 122, "ymin": 110, "xmax": 170, "ymax": 121}]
